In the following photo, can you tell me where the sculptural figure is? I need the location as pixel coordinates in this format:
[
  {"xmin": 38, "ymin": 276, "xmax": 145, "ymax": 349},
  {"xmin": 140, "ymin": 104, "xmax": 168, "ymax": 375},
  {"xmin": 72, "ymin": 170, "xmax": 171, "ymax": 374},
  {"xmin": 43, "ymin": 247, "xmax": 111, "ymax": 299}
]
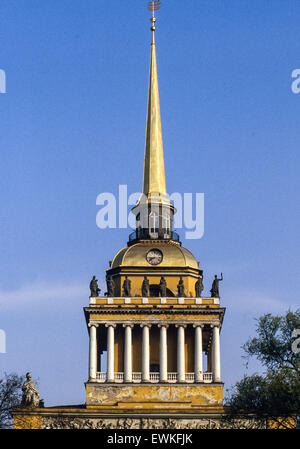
[
  {"xmin": 21, "ymin": 372, "xmax": 40, "ymax": 407},
  {"xmin": 210, "ymin": 273, "xmax": 223, "ymax": 297},
  {"xmin": 123, "ymin": 276, "xmax": 131, "ymax": 297},
  {"xmin": 159, "ymin": 277, "xmax": 167, "ymax": 297},
  {"xmin": 177, "ymin": 276, "xmax": 185, "ymax": 297},
  {"xmin": 106, "ymin": 276, "xmax": 115, "ymax": 297},
  {"xmin": 141, "ymin": 276, "xmax": 150, "ymax": 297},
  {"xmin": 89, "ymin": 276, "xmax": 100, "ymax": 297},
  {"xmin": 195, "ymin": 277, "xmax": 204, "ymax": 297}
]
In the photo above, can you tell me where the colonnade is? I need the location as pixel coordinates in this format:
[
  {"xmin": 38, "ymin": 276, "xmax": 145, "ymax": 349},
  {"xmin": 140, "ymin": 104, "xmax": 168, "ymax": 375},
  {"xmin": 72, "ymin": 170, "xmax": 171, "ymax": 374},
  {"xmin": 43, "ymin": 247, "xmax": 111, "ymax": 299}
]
[{"xmin": 88, "ymin": 322, "xmax": 221, "ymax": 384}]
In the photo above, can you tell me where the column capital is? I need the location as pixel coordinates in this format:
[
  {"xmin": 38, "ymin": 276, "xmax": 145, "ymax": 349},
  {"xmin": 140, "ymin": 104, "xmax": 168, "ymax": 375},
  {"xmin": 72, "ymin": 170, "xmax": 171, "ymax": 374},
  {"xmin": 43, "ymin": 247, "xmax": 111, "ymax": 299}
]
[
  {"xmin": 105, "ymin": 323, "xmax": 117, "ymax": 328},
  {"xmin": 158, "ymin": 324, "xmax": 169, "ymax": 329},
  {"xmin": 175, "ymin": 324, "xmax": 187, "ymax": 329},
  {"xmin": 122, "ymin": 323, "xmax": 134, "ymax": 329},
  {"xmin": 210, "ymin": 323, "xmax": 220, "ymax": 329},
  {"xmin": 88, "ymin": 322, "xmax": 99, "ymax": 328},
  {"xmin": 193, "ymin": 323, "xmax": 204, "ymax": 328},
  {"xmin": 140, "ymin": 323, "xmax": 152, "ymax": 329}
]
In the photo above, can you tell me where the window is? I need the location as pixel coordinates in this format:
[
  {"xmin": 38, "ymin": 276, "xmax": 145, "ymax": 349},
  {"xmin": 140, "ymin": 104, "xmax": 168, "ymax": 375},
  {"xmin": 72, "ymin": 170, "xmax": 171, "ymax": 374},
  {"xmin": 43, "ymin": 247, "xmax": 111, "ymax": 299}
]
[{"xmin": 149, "ymin": 211, "xmax": 159, "ymax": 233}]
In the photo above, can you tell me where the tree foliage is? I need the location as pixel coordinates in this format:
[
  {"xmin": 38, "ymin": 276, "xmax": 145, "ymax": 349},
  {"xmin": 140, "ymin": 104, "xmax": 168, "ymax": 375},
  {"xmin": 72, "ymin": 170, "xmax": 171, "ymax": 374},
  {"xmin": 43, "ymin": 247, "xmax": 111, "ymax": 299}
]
[
  {"xmin": 225, "ymin": 310, "xmax": 300, "ymax": 428},
  {"xmin": 0, "ymin": 373, "xmax": 24, "ymax": 429},
  {"xmin": 243, "ymin": 309, "xmax": 300, "ymax": 373}
]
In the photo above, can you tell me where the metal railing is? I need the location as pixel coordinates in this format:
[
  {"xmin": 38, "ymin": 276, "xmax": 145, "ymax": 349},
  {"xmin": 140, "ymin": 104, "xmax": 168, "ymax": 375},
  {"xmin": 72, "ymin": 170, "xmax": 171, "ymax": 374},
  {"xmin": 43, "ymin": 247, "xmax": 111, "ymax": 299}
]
[{"xmin": 128, "ymin": 230, "xmax": 180, "ymax": 242}]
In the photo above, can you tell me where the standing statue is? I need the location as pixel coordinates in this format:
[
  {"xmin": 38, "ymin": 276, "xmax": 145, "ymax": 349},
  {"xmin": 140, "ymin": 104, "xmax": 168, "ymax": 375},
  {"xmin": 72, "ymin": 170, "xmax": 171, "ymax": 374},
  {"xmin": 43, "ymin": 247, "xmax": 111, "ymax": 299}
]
[
  {"xmin": 123, "ymin": 276, "xmax": 131, "ymax": 297},
  {"xmin": 89, "ymin": 276, "xmax": 100, "ymax": 297},
  {"xmin": 106, "ymin": 276, "xmax": 115, "ymax": 297},
  {"xmin": 159, "ymin": 277, "xmax": 167, "ymax": 297},
  {"xmin": 177, "ymin": 276, "xmax": 185, "ymax": 297},
  {"xmin": 210, "ymin": 273, "xmax": 223, "ymax": 297},
  {"xmin": 141, "ymin": 276, "xmax": 150, "ymax": 297},
  {"xmin": 21, "ymin": 373, "xmax": 40, "ymax": 407},
  {"xmin": 195, "ymin": 277, "xmax": 204, "ymax": 298}
]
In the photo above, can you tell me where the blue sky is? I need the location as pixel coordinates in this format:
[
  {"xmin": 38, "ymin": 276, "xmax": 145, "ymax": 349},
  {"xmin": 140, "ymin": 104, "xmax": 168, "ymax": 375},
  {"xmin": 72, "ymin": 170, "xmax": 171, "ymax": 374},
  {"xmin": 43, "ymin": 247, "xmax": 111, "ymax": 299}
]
[{"xmin": 0, "ymin": 0, "xmax": 299, "ymax": 406}]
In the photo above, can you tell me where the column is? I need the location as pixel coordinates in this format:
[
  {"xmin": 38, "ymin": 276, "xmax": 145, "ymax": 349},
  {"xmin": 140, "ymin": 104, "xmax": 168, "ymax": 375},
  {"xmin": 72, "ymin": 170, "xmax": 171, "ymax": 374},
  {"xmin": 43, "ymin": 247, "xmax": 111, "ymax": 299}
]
[
  {"xmin": 106, "ymin": 324, "xmax": 115, "ymax": 382},
  {"xmin": 212, "ymin": 325, "xmax": 221, "ymax": 382},
  {"xmin": 89, "ymin": 323, "xmax": 98, "ymax": 381},
  {"xmin": 194, "ymin": 325, "xmax": 203, "ymax": 382},
  {"xmin": 141, "ymin": 324, "xmax": 150, "ymax": 382},
  {"xmin": 176, "ymin": 325, "xmax": 186, "ymax": 382},
  {"xmin": 124, "ymin": 324, "xmax": 133, "ymax": 383},
  {"xmin": 159, "ymin": 325, "xmax": 168, "ymax": 382}
]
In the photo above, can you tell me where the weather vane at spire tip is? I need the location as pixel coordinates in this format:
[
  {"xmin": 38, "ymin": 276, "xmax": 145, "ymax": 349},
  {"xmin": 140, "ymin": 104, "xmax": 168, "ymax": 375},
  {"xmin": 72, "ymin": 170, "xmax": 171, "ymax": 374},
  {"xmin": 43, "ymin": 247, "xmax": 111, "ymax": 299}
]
[
  {"xmin": 148, "ymin": 0, "xmax": 161, "ymax": 14},
  {"xmin": 148, "ymin": 1, "xmax": 161, "ymax": 33}
]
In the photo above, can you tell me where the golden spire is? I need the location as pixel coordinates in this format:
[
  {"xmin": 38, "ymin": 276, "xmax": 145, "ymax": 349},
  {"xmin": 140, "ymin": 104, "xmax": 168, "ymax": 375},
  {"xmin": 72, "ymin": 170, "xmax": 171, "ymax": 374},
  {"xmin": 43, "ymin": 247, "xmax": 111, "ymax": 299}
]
[{"xmin": 142, "ymin": 1, "xmax": 170, "ymax": 205}]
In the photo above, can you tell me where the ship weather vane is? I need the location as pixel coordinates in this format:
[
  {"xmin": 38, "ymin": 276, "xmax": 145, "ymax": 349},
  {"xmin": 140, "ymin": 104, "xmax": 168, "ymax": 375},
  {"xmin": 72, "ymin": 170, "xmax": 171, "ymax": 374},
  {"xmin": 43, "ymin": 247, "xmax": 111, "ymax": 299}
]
[{"xmin": 147, "ymin": 1, "xmax": 161, "ymax": 33}]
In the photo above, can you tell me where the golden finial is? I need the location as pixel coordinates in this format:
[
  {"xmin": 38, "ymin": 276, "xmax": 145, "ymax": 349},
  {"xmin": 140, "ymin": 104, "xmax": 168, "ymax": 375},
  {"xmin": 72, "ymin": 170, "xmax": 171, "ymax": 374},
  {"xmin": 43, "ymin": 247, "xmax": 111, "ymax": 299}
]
[{"xmin": 148, "ymin": 1, "xmax": 161, "ymax": 36}]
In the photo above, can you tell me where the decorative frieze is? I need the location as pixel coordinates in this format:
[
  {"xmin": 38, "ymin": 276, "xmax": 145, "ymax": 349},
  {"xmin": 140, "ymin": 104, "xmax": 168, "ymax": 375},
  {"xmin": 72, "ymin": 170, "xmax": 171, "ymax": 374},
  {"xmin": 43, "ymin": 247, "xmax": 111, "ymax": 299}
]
[{"xmin": 41, "ymin": 415, "xmax": 266, "ymax": 430}]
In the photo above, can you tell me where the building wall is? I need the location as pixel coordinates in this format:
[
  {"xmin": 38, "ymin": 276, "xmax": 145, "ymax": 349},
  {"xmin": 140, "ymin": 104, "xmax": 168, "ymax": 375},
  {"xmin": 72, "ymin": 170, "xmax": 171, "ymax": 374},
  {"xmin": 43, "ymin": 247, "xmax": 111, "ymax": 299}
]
[
  {"xmin": 118, "ymin": 273, "xmax": 200, "ymax": 298},
  {"xmin": 85, "ymin": 383, "xmax": 223, "ymax": 407}
]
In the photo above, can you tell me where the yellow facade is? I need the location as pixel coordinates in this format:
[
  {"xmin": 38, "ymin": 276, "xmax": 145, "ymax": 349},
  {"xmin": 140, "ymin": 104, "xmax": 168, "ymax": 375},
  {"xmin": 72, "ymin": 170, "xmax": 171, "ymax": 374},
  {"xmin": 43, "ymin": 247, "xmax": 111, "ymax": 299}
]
[
  {"xmin": 13, "ymin": 413, "xmax": 43, "ymax": 430},
  {"xmin": 86, "ymin": 384, "xmax": 223, "ymax": 409}
]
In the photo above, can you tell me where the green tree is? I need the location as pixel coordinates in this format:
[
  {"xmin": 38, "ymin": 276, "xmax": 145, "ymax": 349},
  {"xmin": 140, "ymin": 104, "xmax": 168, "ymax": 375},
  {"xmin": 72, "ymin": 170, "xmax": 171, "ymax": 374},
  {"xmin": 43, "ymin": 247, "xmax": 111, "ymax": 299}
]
[
  {"xmin": 0, "ymin": 373, "xmax": 24, "ymax": 428},
  {"xmin": 225, "ymin": 310, "xmax": 300, "ymax": 429}
]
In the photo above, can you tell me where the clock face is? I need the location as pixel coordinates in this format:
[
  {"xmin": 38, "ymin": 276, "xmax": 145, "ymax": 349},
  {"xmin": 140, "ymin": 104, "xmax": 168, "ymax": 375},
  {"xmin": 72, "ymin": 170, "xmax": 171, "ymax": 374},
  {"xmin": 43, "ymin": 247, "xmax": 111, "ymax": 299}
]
[{"xmin": 146, "ymin": 249, "xmax": 163, "ymax": 265}]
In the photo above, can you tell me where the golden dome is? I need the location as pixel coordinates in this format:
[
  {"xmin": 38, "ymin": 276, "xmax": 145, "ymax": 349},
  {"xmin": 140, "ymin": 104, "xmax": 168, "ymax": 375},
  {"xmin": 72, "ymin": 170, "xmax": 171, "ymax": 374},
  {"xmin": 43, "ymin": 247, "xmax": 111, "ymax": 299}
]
[{"xmin": 111, "ymin": 242, "xmax": 199, "ymax": 270}]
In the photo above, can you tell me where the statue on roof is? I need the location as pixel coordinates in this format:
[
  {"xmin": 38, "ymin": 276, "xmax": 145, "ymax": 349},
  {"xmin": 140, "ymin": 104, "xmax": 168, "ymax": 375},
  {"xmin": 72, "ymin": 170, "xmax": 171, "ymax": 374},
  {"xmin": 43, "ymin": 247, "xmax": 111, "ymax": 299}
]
[
  {"xmin": 123, "ymin": 276, "xmax": 131, "ymax": 297},
  {"xmin": 195, "ymin": 277, "xmax": 204, "ymax": 297},
  {"xmin": 210, "ymin": 273, "xmax": 223, "ymax": 298},
  {"xmin": 106, "ymin": 276, "xmax": 115, "ymax": 297},
  {"xmin": 142, "ymin": 276, "xmax": 150, "ymax": 297},
  {"xmin": 159, "ymin": 277, "xmax": 167, "ymax": 297},
  {"xmin": 89, "ymin": 276, "xmax": 100, "ymax": 297},
  {"xmin": 21, "ymin": 373, "xmax": 40, "ymax": 408},
  {"xmin": 177, "ymin": 276, "xmax": 185, "ymax": 297}
]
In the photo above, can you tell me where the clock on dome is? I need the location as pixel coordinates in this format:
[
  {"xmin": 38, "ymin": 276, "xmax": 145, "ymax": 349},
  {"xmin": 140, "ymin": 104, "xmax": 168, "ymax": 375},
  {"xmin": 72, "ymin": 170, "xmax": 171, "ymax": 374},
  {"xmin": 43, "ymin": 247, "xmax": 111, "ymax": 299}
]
[{"xmin": 146, "ymin": 249, "xmax": 163, "ymax": 265}]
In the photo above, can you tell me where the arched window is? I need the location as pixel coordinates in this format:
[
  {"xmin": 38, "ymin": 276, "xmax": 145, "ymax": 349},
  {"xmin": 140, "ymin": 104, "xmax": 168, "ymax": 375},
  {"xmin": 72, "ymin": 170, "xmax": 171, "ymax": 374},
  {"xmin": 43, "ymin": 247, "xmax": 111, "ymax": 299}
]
[
  {"xmin": 162, "ymin": 214, "xmax": 170, "ymax": 234},
  {"xmin": 136, "ymin": 213, "xmax": 141, "ymax": 238},
  {"xmin": 149, "ymin": 211, "xmax": 159, "ymax": 233}
]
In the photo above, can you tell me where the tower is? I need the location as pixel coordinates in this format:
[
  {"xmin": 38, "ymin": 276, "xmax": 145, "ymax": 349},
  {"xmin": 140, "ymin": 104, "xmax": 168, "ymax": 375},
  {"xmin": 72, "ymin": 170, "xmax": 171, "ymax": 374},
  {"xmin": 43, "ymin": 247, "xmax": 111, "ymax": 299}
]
[
  {"xmin": 84, "ymin": 2, "xmax": 225, "ymax": 421},
  {"xmin": 13, "ymin": 2, "xmax": 226, "ymax": 429}
]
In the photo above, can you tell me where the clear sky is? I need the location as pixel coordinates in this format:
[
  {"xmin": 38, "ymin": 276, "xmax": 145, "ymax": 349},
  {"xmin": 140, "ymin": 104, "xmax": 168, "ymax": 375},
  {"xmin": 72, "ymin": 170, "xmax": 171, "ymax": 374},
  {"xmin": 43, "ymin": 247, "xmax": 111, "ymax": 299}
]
[{"xmin": 0, "ymin": 0, "xmax": 299, "ymax": 406}]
